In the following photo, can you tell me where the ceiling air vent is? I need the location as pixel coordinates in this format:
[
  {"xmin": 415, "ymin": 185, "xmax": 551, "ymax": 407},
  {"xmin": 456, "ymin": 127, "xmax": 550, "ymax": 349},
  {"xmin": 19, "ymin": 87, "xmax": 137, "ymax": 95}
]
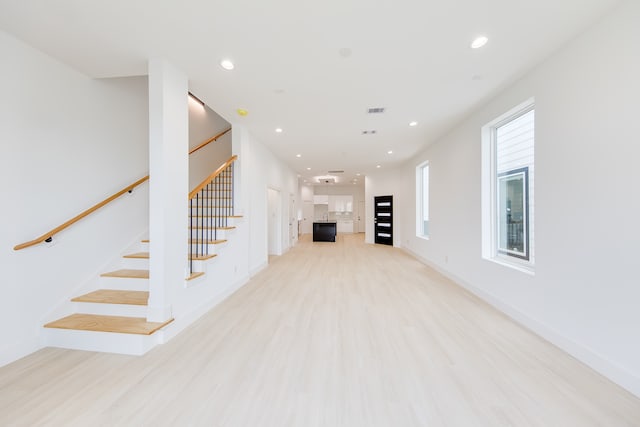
[
  {"xmin": 327, "ymin": 170, "xmax": 344, "ymax": 174},
  {"xmin": 367, "ymin": 107, "xmax": 385, "ymax": 114}
]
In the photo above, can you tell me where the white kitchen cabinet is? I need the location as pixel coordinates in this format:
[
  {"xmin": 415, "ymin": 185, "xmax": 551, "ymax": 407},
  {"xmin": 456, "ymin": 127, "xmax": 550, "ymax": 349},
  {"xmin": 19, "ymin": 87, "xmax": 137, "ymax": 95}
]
[
  {"xmin": 313, "ymin": 195, "xmax": 328, "ymax": 205},
  {"xmin": 336, "ymin": 220, "xmax": 353, "ymax": 233},
  {"xmin": 328, "ymin": 195, "xmax": 353, "ymax": 212}
]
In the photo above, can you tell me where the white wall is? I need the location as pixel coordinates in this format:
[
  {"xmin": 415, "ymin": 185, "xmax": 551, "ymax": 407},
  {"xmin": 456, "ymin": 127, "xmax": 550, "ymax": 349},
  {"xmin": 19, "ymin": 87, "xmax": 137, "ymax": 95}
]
[
  {"xmin": 188, "ymin": 100, "xmax": 231, "ymax": 190},
  {"xmin": 233, "ymin": 126, "xmax": 298, "ymax": 274},
  {"xmin": 147, "ymin": 59, "xmax": 189, "ymax": 322},
  {"xmin": 397, "ymin": 1, "xmax": 640, "ymax": 396},
  {"xmin": 267, "ymin": 187, "xmax": 282, "ymax": 255},
  {"xmin": 0, "ymin": 31, "xmax": 149, "ymax": 365}
]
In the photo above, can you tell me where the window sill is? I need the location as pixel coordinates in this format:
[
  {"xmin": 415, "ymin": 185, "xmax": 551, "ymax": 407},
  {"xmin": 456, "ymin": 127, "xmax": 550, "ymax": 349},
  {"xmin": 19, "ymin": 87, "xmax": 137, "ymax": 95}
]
[
  {"xmin": 484, "ymin": 256, "xmax": 535, "ymax": 276},
  {"xmin": 416, "ymin": 234, "xmax": 430, "ymax": 241}
]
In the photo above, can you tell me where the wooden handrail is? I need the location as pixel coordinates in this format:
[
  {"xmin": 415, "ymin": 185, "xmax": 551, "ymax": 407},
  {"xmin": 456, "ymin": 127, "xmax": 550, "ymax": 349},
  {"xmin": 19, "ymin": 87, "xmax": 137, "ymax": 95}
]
[
  {"xmin": 188, "ymin": 128, "xmax": 231, "ymax": 155},
  {"xmin": 15, "ymin": 130, "xmax": 232, "ymax": 250},
  {"xmin": 189, "ymin": 155, "xmax": 238, "ymax": 200},
  {"xmin": 13, "ymin": 176, "xmax": 149, "ymax": 251}
]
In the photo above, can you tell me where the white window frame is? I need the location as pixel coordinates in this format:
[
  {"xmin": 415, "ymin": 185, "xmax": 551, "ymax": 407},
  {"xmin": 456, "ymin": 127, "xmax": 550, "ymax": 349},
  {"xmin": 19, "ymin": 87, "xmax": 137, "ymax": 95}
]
[
  {"xmin": 416, "ymin": 161, "xmax": 429, "ymax": 239},
  {"xmin": 481, "ymin": 99, "xmax": 535, "ymax": 275}
]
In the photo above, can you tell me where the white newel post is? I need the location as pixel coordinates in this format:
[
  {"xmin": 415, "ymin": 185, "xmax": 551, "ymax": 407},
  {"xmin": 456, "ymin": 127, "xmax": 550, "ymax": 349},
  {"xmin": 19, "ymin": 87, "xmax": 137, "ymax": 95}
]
[{"xmin": 147, "ymin": 59, "xmax": 189, "ymax": 322}]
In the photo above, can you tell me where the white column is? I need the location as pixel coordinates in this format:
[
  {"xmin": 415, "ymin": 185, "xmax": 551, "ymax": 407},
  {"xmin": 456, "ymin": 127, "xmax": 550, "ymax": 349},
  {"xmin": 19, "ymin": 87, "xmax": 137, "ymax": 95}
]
[{"xmin": 147, "ymin": 59, "xmax": 189, "ymax": 322}]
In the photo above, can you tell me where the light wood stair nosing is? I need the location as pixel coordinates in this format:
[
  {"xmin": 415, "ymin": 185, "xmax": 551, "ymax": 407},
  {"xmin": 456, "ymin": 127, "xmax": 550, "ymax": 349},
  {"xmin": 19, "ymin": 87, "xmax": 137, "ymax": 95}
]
[
  {"xmin": 123, "ymin": 252, "xmax": 149, "ymax": 259},
  {"xmin": 44, "ymin": 314, "xmax": 173, "ymax": 335},
  {"xmin": 188, "ymin": 239, "xmax": 227, "ymax": 244},
  {"xmin": 100, "ymin": 269, "xmax": 149, "ymax": 279},
  {"xmin": 71, "ymin": 290, "xmax": 149, "ymax": 306},
  {"xmin": 189, "ymin": 254, "xmax": 217, "ymax": 261}
]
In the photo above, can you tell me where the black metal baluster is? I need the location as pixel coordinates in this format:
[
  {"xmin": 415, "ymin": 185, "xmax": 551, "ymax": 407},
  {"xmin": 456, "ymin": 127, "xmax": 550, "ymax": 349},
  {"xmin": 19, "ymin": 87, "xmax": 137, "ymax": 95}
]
[
  {"xmin": 189, "ymin": 197, "xmax": 193, "ymax": 276},
  {"xmin": 231, "ymin": 163, "xmax": 235, "ymax": 218},
  {"xmin": 196, "ymin": 193, "xmax": 201, "ymax": 268},
  {"xmin": 206, "ymin": 182, "xmax": 211, "ymax": 251},
  {"xmin": 215, "ymin": 174, "xmax": 219, "ymax": 241}
]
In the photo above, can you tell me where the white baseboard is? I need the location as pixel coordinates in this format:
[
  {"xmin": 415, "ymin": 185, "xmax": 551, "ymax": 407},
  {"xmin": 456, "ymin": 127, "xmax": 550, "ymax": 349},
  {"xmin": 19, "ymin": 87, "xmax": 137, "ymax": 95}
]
[
  {"xmin": 161, "ymin": 274, "xmax": 250, "ymax": 343},
  {"xmin": 402, "ymin": 246, "xmax": 640, "ymax": 399},
  {"xmin": 0, "ymin": 340, "xmax": 42, "ymax": 368},
  {"xmin": 249, "ymin": 261, "xmax": 268, "ymax": 277}
]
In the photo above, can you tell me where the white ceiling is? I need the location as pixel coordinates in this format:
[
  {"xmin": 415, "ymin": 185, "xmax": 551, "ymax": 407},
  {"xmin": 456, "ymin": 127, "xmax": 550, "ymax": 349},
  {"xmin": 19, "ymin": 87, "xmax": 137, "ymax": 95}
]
[{"xmin": 0, "ymin": 0, "xmax": 620, "ymax": 184}]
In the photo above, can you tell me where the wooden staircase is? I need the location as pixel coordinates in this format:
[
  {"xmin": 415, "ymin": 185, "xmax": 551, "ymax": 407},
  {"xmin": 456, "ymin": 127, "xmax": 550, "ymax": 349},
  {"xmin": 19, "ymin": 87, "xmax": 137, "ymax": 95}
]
[
  {"xmin": 43, "ymin": 154, "xmax": 241, "ymax": 356},
  {"xmin": 43, "ymin": 214, "xmax": 242, "ymax": 355}
]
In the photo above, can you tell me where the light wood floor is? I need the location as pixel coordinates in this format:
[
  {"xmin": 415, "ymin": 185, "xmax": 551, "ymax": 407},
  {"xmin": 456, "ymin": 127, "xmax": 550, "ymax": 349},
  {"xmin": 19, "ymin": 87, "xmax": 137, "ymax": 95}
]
[{"xmin": 1, "ymin": 234, "xmax": 639, "ymax": 426}]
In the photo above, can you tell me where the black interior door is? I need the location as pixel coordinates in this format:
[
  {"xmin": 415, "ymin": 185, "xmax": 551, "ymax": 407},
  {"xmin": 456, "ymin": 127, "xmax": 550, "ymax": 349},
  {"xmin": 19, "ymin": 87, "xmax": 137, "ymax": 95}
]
[{"xmin": 374, "ymin": 195, "xmax": 393, "ymax": 246}]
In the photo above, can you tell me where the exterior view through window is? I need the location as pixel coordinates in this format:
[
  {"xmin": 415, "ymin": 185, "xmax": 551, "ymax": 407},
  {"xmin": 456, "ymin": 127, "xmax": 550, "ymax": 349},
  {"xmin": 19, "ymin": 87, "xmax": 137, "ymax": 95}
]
[
  {"xmin": 416, "ymin": 162, "xmax": 429, "ymax": 238},
  {"xmin": 482, "ymin": 100, "xmax": 534, "ymax": 270}
]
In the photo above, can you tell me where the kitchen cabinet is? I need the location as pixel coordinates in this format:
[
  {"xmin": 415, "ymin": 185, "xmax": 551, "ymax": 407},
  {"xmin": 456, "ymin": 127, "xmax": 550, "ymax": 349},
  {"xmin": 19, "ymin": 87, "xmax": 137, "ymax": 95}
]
[
  {"xmin": 328, "ymin": 195, "xmax": 353, "ymax": 212},
  {"xmin": 313, "ymin": 195, "xmax": 328, "ymax": 205},
  {"xmin": 336, "ymin": 220, "xmax": 353, "ymax": 233},
  {"xmin": 313, "ymin": 222, "xmax": 336, "ymax": 242}
]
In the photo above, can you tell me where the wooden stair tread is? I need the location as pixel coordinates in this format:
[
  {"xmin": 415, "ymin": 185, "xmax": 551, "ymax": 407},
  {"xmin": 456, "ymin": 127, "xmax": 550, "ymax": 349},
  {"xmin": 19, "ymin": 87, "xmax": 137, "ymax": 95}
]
[
  {"xmin": 186, "ymin": 272, "xmax": 205, "ymax": 281},
  {"xmin": 71, "ymin": 290, "xmax": 149, "ymax": 306},
  {"xmin": 100, "ymin": 269, "xmax": 149, "ymax": 279},
  {"xmin": 188, "ymin": 239, "xmax": 227, "ymax": 244},
  {"xmin": 189, "ymin": 254, "xmax": 217, "ymax": 261},
  {"xmin": 44, "ymin": 314, "xmax": 173, "ymax": 335},
  {"xmin": 123, "ymin": 252, "xmax": 149, "ymax": 259}
]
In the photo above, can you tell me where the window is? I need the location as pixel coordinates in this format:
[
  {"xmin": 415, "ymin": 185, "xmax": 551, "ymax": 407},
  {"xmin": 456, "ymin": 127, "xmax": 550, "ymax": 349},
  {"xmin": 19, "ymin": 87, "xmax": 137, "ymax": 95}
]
[
  {"xmin": 498, "ymin": 167, "xmax": 529, "ymax": 259},
  {"xmin": 482, "ymin": 100, "xmax": 535, "ymax": 272},
  {"xmin": 416, "ymin": 161, "xmax": 429, "ymax": 238}
]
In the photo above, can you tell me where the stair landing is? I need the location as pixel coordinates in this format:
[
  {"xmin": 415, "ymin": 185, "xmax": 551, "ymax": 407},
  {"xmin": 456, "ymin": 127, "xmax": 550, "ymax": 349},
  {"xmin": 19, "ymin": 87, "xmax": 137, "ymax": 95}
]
[{"xmin": 44, "ymin": 314, "xmax": 173, "ymax": 335}]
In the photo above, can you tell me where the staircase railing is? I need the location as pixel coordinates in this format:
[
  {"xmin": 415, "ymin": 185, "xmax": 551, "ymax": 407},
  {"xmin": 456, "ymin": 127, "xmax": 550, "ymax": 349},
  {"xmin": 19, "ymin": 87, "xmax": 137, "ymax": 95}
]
[
  {"xmin": 188, "ymin": 155, "xmax": 237, "ymax": 276},
  {"xmin": 188, "ymin": 128, "xmax": 231, "ymax": 155},
  {"xmin": 13, "ymin": 176, "xmax": 149, "ymax": 250},
  {"xmin": 14, "ymin": 128, "xmax": 232, "ymax": 251}
]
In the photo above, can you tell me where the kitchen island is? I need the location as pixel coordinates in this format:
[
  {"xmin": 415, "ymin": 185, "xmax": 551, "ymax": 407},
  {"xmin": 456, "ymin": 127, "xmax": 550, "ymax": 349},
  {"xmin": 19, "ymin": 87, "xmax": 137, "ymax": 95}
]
[{"xmin": 313, "ymin": 221, "xmax": 337, "ymax": 242}]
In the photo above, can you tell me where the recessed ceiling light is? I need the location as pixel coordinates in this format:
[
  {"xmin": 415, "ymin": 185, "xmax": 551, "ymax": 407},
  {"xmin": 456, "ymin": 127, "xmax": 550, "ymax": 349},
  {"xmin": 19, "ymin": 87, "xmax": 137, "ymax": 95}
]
[
  {"xmin": 275, "ymin": 128, "xmax": 283, "ymax": 133},
  {"xmin": 471, "ymin": 36, "xmax": 488, "ymax": 49},
  {"xmin": 306, "ymin": 167, "xmax": 311, "ymax": 170},
  {"xmin": 236, "ymin": 108, "xmax": 248, "ymax": 116},
  {"xmin": 376, "ymin": 165, "xmax": 381, "ymax": 168},
  {"xmin": 409, "ymin": 121, "xmax": 418, "ymax": 127},
  {"xmin": 356, "ymin": 173, "xmax": 361, "ymax": 176},
  {"xmin": 387, "ymin": 150, "xmax": 393, "ymax": 154},
  {"xmin": 220, "ymin": 59, "xmax": 235, "ymax": 70},
  {"xmin": 296, "ymin": 154, "xmax": 301, "ymax": 158}
]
